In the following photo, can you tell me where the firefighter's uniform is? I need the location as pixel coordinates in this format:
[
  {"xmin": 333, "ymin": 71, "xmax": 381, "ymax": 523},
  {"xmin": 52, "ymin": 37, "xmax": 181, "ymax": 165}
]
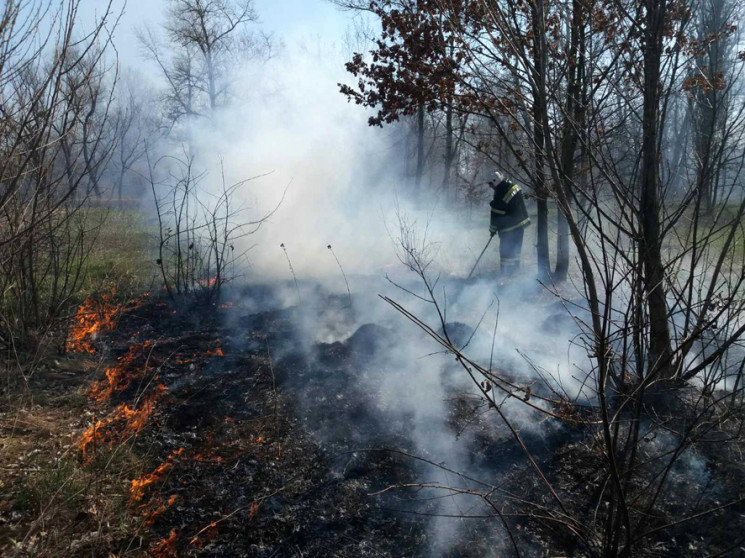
[{"xmin": 489, "ymin": 179, "xmax": 531, "ymax": 276}]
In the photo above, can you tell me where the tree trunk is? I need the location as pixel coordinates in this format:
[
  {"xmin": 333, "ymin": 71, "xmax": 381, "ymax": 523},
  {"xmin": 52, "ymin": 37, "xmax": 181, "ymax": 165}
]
[
  {"xmin": 415, "ymin": 103, "xmax": 425, "ymax": 194},
  {"xmin": 536, "ymin": 197, "xmax": 549, "ymax": 275},
  {"xmin": 442, "ymin": 103, "xmax": 454, "ymax": 195},
  {"xmin": 554, "ymin": 0, "xmax": 585, "ymax": 282},
  {"xmin": 555, "ymin": 210, "xmax": 570, "ymax": 280},
  {"xmin": 206, "ymin": 46, "xmax": 217, "ymax": 115},
  {"xmin": 532, "ymin": 0, "xmax": 550, "ymax": 280},
  {"xmin": 640, "ymin": 0, "xmax": 673, "ymax": 379}
]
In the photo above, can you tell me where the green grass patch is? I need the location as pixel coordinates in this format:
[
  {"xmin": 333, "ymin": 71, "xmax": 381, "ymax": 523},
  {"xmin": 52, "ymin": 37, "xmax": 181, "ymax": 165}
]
[
  {"xmin": 667, "ymin": 202, "xmax": 745, "ymax": 264},
  {"xmin": 77, "ymin": 207, "xmax": 157, "ymax": 298},
  {"xmin": 15, "ymin": 458, "xmax": 88, "ymax": 515}
]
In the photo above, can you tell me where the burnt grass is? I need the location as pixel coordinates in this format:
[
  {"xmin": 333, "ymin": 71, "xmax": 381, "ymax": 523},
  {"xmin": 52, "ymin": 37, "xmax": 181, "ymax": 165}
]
[
  {"xmin": 19, "ymin": 285, "xmax": 745, "ymax": 557},
  {"xmin": 83, "ymin": 293, "xmax": 432, "ymax": 557}
]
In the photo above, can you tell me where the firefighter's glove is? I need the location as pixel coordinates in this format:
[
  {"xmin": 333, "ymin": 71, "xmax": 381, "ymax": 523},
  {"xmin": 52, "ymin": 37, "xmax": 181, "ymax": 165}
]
[{"xmin": 489, "ymin": 225, "xmax": 497, "ymax": 236}]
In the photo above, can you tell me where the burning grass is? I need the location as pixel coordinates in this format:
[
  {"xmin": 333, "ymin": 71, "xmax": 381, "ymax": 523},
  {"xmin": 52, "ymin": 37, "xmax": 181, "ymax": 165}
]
[
  {"xmin": 3, "ymin": 291, "xmax": 429, "ymax": 556},
  {"xmin": 1, "ymin": 412, "xmax": 143, "ymax": 557},
  {"xmin": 151, "ymin": 529, "xmax": 178, "ymax": 557},
  {"xmin": 8, "ymin": 278, "xmax": 745, "ymax": 557},
  {"xmin": 66, "ymin": 294, "xmax": 124, "ymax": 354},
  {"xmin": 88, "ymin": 340, "xmax": 155, "ymax": 402},
  {"xmin": 130, "ymin": 462, "xmax": 173, "ymax": 502},
  {"xmin": 141, "ymin": 494, "xmax": 180, "ymax": 527},
  {"xmin": 130, "ymin": 448, "xmax": 185, "ymax": 503},
  {"xmin": 79, "ymin": 385, "xmax": 168, "ymax": 460}
]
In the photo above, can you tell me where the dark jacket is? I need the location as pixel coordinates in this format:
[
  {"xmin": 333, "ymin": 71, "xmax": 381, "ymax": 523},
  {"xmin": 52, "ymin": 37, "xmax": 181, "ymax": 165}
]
[{"xmin": 489, "ymin": 180, "xmax": 531, "ymax": 233}]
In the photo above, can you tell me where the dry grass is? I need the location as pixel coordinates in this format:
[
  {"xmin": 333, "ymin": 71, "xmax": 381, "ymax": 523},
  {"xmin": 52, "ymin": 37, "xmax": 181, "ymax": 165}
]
[
  {"xmin": 0, "ymin": 362, "xmax": 150, "ymax": 556},
  {"xmin": 0, "ymin": 204, "xmax": 158, "ymax": 556}
]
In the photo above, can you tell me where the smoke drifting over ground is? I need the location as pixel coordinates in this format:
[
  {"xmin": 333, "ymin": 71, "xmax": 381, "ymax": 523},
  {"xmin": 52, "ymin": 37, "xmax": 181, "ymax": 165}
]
[
  {"xmin": 151, "ymin": 39, "xmax": 729, "ymax": 557},
  {"xmin": 229, "ymin": 276, "xmax": 589, "ymax": 554},
  {"xmin": 180, "ymin": 44, "xmax": 488, "ymax": 282},
  {"xmin": 166, "ymin": 43, "xmax": 599, "ymax": 554}
]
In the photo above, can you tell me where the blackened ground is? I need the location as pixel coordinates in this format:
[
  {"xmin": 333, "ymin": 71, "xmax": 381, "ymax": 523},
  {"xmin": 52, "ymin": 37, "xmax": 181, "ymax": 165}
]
[
  {"xmin": 93, "ymin": 294, "xmax": 431, "ymax": 557},
  {"xmin": 74, "ymin": 286, "xmax": 745, "ymax": 557},
  {"xmin": 95, "ymin": 288, "xmax": 557, "ymax": 557}
]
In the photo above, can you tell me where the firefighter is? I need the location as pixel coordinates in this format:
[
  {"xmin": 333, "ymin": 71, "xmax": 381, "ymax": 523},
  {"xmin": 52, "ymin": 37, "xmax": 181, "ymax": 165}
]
[{"xmin": 488, "ymin": 172, "xmax": 531, "ymax": 276}]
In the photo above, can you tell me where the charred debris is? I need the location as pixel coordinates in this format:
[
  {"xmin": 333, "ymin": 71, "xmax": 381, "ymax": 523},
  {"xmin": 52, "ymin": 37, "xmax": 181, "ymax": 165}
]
[{"xmin": 1, "ymin": 280, "xmax": 742, "ymax": 557}]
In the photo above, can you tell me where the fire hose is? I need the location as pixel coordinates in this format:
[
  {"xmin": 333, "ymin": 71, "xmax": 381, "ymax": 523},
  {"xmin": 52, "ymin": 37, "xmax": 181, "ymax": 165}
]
[{"xmin": 467, "ymin": 234, "xmax": 495, "ymax": 279}]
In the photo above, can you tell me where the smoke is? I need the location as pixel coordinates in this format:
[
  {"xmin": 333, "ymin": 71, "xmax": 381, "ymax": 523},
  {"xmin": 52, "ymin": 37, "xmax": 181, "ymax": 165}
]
[
  {"xmin": 160, "ymin": 39, "xmax": 592, "ymax": 554},
  {"xmin": 122, "ymin": 9, "xmax": 745, "ymax": 553},
  {"xmin": 173, "ymin": 41, "xmax": 492, "ymax": 285}
]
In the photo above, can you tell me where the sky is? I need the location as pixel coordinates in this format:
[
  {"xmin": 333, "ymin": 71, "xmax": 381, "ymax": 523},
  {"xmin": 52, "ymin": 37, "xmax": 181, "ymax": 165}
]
[{"xmin": 103, "ymin": 0, "xmax": 356, "ymax": 73}]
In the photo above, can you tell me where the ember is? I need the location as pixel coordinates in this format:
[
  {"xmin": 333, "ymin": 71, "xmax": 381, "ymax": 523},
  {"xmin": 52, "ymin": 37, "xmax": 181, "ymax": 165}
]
[
  {"xmin": 189, "ymin": 522, "xmax": 219, "ymax": 548},
  {"xmin": 194, "ymin": 452, "xmax": 223, "ymax": 463}
]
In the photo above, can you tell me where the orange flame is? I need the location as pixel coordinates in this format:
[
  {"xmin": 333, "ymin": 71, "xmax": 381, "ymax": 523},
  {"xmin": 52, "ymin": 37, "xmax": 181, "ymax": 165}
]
[
  {"xmin": 142, "ymin": 494, "xmax": 179, "ymax": 526},
  {"xmin": 79, "ymin": 385, "xmax": 167, "ymax": 460},
  {"xmin": 130, "ymin": 462, "xmax": 173, "ymax": 502},
  {"xmin": 151, "ymin": 529, "xmax": 178, "ymax": 557},
  {"xmin": 132, "ymin": 447, "xmax": 186, "ymax": 527},
  {"xmin": 88, "ymin": 341, "xmax": 154, "ymax": 403},
  {"xmin": 67, "ymin": 294, "xmax": 123, "ymax": 354},
  {"xmin": 130, "ymin": 447, "xmax": 185, "ymax": 502},
  {"xmin": 205, "ymin": 347, "xmax": 224, "ymax": 357}
]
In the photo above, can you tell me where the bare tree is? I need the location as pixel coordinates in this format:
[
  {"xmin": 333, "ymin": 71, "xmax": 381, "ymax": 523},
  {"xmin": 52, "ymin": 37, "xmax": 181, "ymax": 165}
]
[
  {"xmin": 143, "ymin": 150, "xmax": 284, "ymax": 303},
  {"xmin": 340, "ymin": 0, "xmax": 745, "ymax": 555},
  {"xmin": 138, "ymin": 0, "xmax": 270, "ymax": 128},
  {"xmin": 686, "ymin": 0, "xmax": 741, "ymax": 212},
  {"xmin": 109, "ymin": 76, "xmax": 158, "ymax": 200},
  {"xmin": 0, "ymin": 0, "xmax": 121, "ymax": 352}
]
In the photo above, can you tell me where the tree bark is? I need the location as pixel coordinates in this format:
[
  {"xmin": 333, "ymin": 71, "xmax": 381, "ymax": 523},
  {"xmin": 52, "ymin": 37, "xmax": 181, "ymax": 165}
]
[
  {"xmin": 555, "ymin": 210, "xmax": 570, "ymax": 279},
  {"xmin": 640, "ymin": 0, "xmax": 673, "ymax": 379},
  {"xmin": 442, "ymin": 103, "xmax": 454, "ymax": 195},
  {"xmin": 415, "ymin": 103, "xmax": 425, "ymax": 193},
  {"xmin": 554, "ymin": 0, "xmax": 585, "ymax": 282},
  {"xmin": 532, "ymin": 0, "xmax": 551, "ymax": 280},
  {"xmin": 206, "ymin": 48, "xmax": 217, "ymax": 115}
]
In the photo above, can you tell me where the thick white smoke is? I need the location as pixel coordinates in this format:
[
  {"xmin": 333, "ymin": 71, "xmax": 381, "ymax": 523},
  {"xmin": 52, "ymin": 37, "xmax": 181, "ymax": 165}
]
[
  {"xmin": 169, "ymin": 39, "xmax": 593, "ymax": 554},
  {"xmin": 183, "ymin": 41, "xmax": 494, "ymax": 283},
  {"xmin": 190, "ymin": 36, "xmax": 592, "ymax": 447}
]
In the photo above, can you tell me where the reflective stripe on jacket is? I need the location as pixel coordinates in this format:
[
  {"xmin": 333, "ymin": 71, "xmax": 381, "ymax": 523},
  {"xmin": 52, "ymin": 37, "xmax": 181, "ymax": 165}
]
[{"xmin": 489, "ymin": 180, "xmax": 531, "ymax": 233}]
